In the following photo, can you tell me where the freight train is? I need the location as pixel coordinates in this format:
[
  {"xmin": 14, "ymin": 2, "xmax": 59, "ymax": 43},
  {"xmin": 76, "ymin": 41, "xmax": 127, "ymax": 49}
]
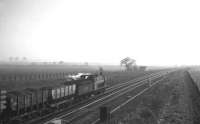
[{"xmin": 0, "ymin": 73, "xmax": 106, "ymax": 124}]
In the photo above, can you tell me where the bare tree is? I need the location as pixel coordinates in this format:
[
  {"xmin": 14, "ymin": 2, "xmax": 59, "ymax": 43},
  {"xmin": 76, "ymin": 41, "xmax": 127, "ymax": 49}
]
[{"xmin": 120, "ymin": 57, "xmax": 136, "ymax": 71}]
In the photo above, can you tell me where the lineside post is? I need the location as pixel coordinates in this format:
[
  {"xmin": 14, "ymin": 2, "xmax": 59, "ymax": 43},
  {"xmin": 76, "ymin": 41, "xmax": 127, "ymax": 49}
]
[
  {"xmin": 148, "ymin": 77, "xmax": 151, "ymax": 87},
  {"xmin": 99, "ymin": 106, "xmax": 110, "ymax": 123}
]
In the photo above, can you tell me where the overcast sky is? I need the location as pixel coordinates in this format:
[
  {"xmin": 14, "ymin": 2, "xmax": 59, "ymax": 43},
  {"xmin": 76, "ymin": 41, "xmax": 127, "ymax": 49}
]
[{"xmin": 0, "ymin": 0, "xmax": 200, "ymax": 65}]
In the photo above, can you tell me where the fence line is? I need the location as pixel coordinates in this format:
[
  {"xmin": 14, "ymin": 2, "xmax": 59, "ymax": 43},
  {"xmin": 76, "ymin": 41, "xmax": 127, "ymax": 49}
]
[{"xmin": 0, "ymin": 72, "xmax": 68, "ymax": 82}]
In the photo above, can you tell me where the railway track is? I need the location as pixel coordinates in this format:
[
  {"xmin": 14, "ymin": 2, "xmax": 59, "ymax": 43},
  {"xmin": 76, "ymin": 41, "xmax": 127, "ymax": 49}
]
[
  {"xmin": 91, "ymin": 75, "xmax": 164, "ymax": 124},
  {"xmin": 39, "ymin": 70, "xmax": 171, "ymax": 124},
  {"xmin": 61, "ymin": 72, "xmax": 168, "ymax": 124},
  {"xmin": 27, "ymin": 72, "xmax": 159, "ymax": 124}
]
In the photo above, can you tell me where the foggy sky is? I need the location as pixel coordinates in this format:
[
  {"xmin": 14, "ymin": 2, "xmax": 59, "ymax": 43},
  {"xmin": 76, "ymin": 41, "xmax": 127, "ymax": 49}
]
[{"xmin": 0, "ymin": 0, "xmax": 200, "ymax": 65}]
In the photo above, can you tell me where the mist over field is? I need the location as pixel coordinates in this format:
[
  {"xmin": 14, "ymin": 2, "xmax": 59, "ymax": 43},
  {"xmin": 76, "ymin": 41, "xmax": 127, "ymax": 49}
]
[
  {"xmin": 0, "ymin": 0, "xmax": 200, "ymax": 66},
  {"xmin": 1, "ymin": 1, "xmax": 200, "ymax": 124}
]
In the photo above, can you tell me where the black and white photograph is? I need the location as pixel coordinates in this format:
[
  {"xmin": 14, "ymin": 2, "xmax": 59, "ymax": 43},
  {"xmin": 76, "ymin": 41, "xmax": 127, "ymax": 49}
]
[{"xmin": 0, "ymin": 0, "xmax": 200, "ymax": 124}]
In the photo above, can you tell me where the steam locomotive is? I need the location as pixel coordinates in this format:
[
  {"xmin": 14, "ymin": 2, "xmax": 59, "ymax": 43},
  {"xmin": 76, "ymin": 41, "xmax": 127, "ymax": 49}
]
[{"xmin": 0, "ymin": 73, "xmax": 106, "ymax": 124}]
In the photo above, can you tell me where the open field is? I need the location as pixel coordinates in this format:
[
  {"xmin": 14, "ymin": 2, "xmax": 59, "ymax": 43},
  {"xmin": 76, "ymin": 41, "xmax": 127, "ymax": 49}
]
[
  {"xmin": 2, "ymin": 65, "xmax": 199, "ymax": 124},
  {"xmin": 0, "ymin": 65, "xmax": 154, "ymax": 91}
]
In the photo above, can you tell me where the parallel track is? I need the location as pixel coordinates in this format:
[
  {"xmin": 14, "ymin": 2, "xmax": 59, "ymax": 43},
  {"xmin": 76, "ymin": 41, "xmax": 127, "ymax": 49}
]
[
  {"xmin": 28, "ymin": 72, "xmax": 158, "ymax": 124},
  {"xmin": 91, "ymin": 76, "xmax": 164, "ymax": 124},
  {"xmin": 41, "ymin": 70, "xmax": 170, "ymax": 124}
]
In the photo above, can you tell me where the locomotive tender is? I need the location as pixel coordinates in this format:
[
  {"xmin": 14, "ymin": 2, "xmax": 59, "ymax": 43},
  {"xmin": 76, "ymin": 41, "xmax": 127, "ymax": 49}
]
[{"xmin": 0, "ymin": 73, "xmax": 106, "ymax": 123}]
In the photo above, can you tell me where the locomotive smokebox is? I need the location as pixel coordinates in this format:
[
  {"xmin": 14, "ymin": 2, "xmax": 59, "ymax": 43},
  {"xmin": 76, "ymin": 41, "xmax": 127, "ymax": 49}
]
[{"xmin": 99, "ymin": 106, "xmax": 110, "ymax": 122}]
